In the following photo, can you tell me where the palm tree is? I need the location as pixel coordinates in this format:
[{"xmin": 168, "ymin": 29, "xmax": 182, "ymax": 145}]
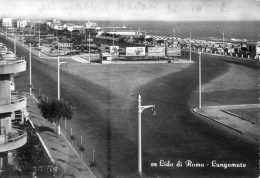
[{"xmin": 38, "ymin": 99, "xmax": 73, "ymax": 135}]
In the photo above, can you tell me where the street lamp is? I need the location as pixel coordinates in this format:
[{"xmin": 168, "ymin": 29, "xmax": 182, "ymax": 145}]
[
  {"xmin": 57, "ymin": 55, "xmax": 67, "ymax": 101},
  {"xmin": 38, "ymin": 24, "xmax": 41, "ymax": 57},
  {"xmin": 29, "ymin": 43, "xmax": 32, "ymax": 95},
  {"xmin": 198, "ymin": 52, "xmax": 202, "ymax": 109},
  {"xmin": 137, "ymin": 93, "xmax": 156, "ymax": 176},
  {"xmin": 88, "ymin": 31, "xmax": 90, "ymax": 63},
  {"xmin": 14, "ymin": 32, "xmax": 16, "ymax": 56},
  {"xmin": 190, "ymin": 32, "xmax": 192, "ymax": 62}
]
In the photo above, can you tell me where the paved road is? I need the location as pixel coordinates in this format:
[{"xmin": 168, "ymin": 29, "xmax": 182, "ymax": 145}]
[{"xmin": 1, "ymin": 35, "xmax": 259, "ymax": 178}]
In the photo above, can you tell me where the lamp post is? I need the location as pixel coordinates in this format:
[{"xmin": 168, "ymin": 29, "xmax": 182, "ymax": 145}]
[
  {"xmin": 199, "ymin": 52, "xmax": 202, "ymax": 109},
  {"xmin": 137, "ymin": 94, "xmax": 156, "ymax": 176},
  {"xmin": 190, "ymin": 32, "xmax": 192, "ymax": 62},
  {"xmin": 38, "ymin": 24, "xmax": 40, "ymax": 57},
  {"xmin": 57, "ymin": 55, "xmax": 67, "ymax": 101},
  {"xmin": 88, "ymin": 31, "xmax": 90, "ymax": 63},
  {"xmin": 29, "ymin": 43, "xmax": 32, "ymax": 95},
  {"xmin": 57, "ymin": 45, "xmax": 67, "ymax": 133},
  {"xmin": 57, "ymin": 39, "xmax": 67, "ymax": 101},
  {"xmin": 14, "ymin": 32, "xmax": 16, "ymax": 56}
]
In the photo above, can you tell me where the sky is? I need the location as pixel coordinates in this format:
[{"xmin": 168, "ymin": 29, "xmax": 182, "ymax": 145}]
[{"xmin": 0, "ymin": 0, "xmax": 260, "ymax": 21}]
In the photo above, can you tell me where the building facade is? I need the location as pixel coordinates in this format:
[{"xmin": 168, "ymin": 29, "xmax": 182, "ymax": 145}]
[{"xmin": 0, "ymin": 44, "xmax": 27, "ymax": 172}]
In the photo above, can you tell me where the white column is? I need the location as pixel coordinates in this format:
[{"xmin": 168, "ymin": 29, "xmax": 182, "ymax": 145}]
[
  {"xmin": 29, "ymin": 43, "xmax": 32, "ymax": 95},
  {"xmin": 113, "ymin": 28, "xmax": 115, "ymax": 46},
  {"xmin": 38, "ymin": 25, "xmax": 40, "ymax": 57},
  {"xmin": 190, "ymin": 32, "xmax": 192, "ymax": 62},
  {"xmin": 88, "ymin": 32, "xmax": 90, "ymax": 63},
  {"xmin": 138, "ymin": 94, "xmax": 142, "ymax": 175},
  {"xmin": 14, "ymin": 34, "xmax": 16, "ymax": 56},
  {"xmin": 222, "ymin": 32, "xmax": 224, "ymax": 45},
  {"xmin": 199, "ymin": 52, "xmax": 202, "ymax": 109},
  {"xmin": 58, "ymin": 55, "xmax": 60, "ymax": 100}
]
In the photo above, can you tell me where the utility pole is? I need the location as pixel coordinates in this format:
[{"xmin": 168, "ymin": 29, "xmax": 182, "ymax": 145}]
[
  {"xmin": 58, "ymin": 55, "xmax": 60, "ymax": 100},
  {"xmin": 190, "ymin": 32, "xmax": 192, "ymax": 62},
  {"xmin": 88, "ymin": 31, "xmax": 90, "ymax": 63},
  {"xmin": 29, "ymin": 43, "xmax": 32, "ymax": 95},
  {"xmin": 57, "ymin": 39, "xmax": 60, "ymax": 101},
  {"xmin": 5, "ymin": 27, "xmax": 7, "ymax": 39},
  {"xmin": 137, "ymin": 94, "xmax": 156, "ymax": 176},
  {"xmin": 199, "ymin": 52, "xmax": 202, "ymax": 109},
  {"xmin": 57, "ymin": 40, "xmax": 67, "ymax": 101},
  {"xmin": 222, "ymin": 32, "xmax": 225, "ymax": 45},
  {"xmin": 71, "ymin": 31, "xmax": 73, "ymax": 53},
  {"xmin": 38, "ymin": 24, "xmax": 41, "ymax": 57},
  {"xmin": 14, "ymin": 33, "xmax": 16, "ymax": 56},
  {"xmin": 112, "ymin": 28, "xmax": 115, "ymax": 46},
  {"xmin": 34, "ymin": 23, "xmax": 35, "ymax": 36},
  {"xmin": 222, "ymin": 32, "xmax": 225, "ymax": 55}
]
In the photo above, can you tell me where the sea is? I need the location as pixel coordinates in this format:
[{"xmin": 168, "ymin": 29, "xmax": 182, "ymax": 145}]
[{"xmin": 67, "ymin": 20, "xmax": 260, "ymax": 42}]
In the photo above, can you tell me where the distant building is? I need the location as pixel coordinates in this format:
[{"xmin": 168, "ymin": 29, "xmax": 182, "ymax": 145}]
[
  {"xmin": 85, "ymin": 21, "xmax": 98, "ymax": 29},
  {"xmin": 67, "ymin": 24, "xmax": 83, "ymax": 32},
  {"xmin": 58, "ymin": 42, "xmax": 72, "ymax": 48},
  {"xmin": 16, "ymin": 19, "xmax": 28, "ymax": 28},
  {"xmin": 53, "ymin": 24, "xmax": 66, "ymax": 31},
  {"xmin": 2, "ymin": 18, "xmax": 13, "ymax": 27},
  {"xmin": 107, "ymin": 30, "xmax": 141, "ymax": 37}
]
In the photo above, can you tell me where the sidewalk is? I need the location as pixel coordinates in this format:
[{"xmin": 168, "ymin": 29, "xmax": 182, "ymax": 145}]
[
  {"xmin": 26, "ymin": 95, "xmax": 96, "ymax": 178},
  {"xmin": 193, "ymin": 104, "xmax": 260, "ymax": 145}
]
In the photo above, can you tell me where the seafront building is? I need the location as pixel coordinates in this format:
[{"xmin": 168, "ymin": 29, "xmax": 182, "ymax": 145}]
[{"xmin": 0, "ymin": 44, "xmax": 27, "ymax": 172}]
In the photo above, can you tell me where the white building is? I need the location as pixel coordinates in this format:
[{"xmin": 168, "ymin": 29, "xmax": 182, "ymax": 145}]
[
  {"xmin": 2, "ymin": 18, "xmax": 13, "ymax": 27},
  {"xmin": 67, "ymin": 25, "xmax": 84, "ymax": 32},
  {"xmin": 16, "ymin": 19, "xmax": 27, "ymax": 28},
  {"xmin": 85, "ymin": 21, "xmax": 97, "ymax": 29},
  {"xmin": 107, "ymin": 31, "xmax": 139, "ymax": 36},
  {"xmin": 53, "ymin": 24, "xmax": 66, "ymax": 30}
]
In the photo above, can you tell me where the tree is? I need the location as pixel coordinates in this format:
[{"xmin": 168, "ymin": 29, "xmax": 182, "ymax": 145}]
[{"xmin": 38, "ymin": 98, "xmax": 73, "ymax": 135}]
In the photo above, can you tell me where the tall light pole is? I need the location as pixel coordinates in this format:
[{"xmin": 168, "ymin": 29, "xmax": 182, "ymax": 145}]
[
  {"xmin": 199, "ymin": 52, "xmax": 202, "ymax": 109},
  {"xmin": 57, "ymin": 43, "xmax": 67, "ymax": 101},
  {"xmin": 57, "ymin": 54, "xmax": 60, "ymax": 100},
  {"xmin": 190, "ymin": 32, "xmax": 192, "ymax": 62},
  {"xmin": 112, "ymin": 28, "xmax": 115, "ymax": 46},
  {"xmin": 88, "ymin": 31, "xmax": 90, "ymax": 63},
  {"xmin": 14, "ymin": 33, "xmax": 16, "ymax": 56},
  {"xmin": 34, "ymin": 23, "xmax": 35, "ymax": 36},
  {"xmin": 29, "ymin": 43, "xmax": 32, "ymax": 95},
  {"xmin": 222, "ymin": 32, "xmax": 225, "ymax": 45},
  {"xmin": 38, "ymin": 24, "xmax": 41, "ymax": 57},
  {"xmin": 137, "ymin": 94, "xmax": 156, "ymax": 176}
]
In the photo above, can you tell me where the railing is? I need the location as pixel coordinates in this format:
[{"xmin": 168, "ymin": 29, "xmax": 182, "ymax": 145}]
[
  {"xmin": 0, "ymin": 59, "xmax": 25, "ymax": 65},
  {"xmin": 11, "ymin": 92, "xmax": 26, "ymax": 104},
  {"xmin": 0, "ymin": 93, "xmax": 27, "ymax": 114},
  {"xmin": 0, "ymin": 59, "xmax": 26, "ymax": 74},
  {"xmin": 0, "ymin": 127, "xmax": 27, "ymax": 152},
  {"xmin": 7, "ymin": 127, "xmax": 27, "ymax": 143}
]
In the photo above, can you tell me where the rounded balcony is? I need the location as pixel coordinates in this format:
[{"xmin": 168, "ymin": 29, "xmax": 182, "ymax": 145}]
[
  {"xmin": 0, "ymin": 46, "xmax": 8, "ymax": 55},
  {"xmin": 0, "ymin": 128, "xmax": 27, "ymax": 152},
  {"xmin": 0, "ymin": 93, "xmax": 27, "ymax": 114},
  {"xmin": 0, "ymin": 59, "xmax": 26, "ymax": 75},
  {"xmin": 1, "ymin": 51, "xmax": 16, "ymax": 60}
]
